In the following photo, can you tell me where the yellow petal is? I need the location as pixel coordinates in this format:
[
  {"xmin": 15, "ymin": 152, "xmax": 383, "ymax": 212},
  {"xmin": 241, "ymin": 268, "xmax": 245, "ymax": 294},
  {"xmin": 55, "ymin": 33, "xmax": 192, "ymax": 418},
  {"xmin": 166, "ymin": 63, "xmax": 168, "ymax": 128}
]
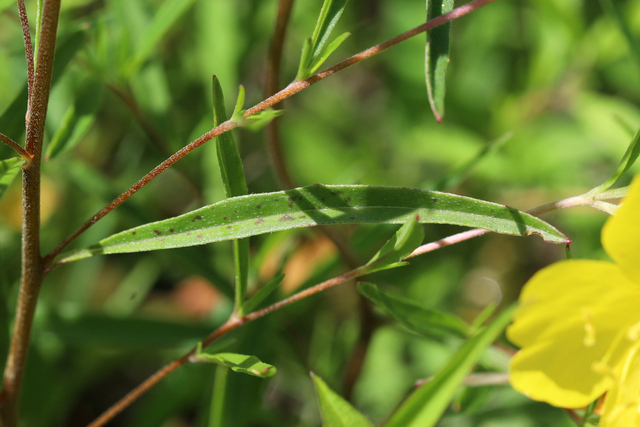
[
  {"xmin": 601, "ymin": 338, "xmax": 640, "ymax": 427},
  {"xmin": 602, "ymin": 173, "xmax": 640, "ymax": 285},
  {"xmin": 508, "ymin": 260, "xmax": 640, "ymax": 407}
]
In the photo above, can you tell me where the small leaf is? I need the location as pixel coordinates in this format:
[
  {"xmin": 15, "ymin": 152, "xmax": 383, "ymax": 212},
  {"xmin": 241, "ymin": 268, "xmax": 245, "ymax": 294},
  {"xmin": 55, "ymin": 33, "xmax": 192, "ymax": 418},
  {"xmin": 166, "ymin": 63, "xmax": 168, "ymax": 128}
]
[
  {"xmin": 311, "ymin": 372, "xmax": 374, "ymax": 427},
  {"xmin": 124, "ymin": 0, "xmax": 197, "ymax": 77},
  {"xmin": 0, "ymin": 158, "xmax": 22, "ymax": 201},
  {"xmin": 588, "ymin": 124, "xmax": 640, "ymax": 194},
  {"xmin": 384, "ymin": 305, "xmax": 515, "ymax": 427},
  {"xmin": 242, "ymin": 274, "xmax": 285, "ymax": 314},
  {"xmin": 425, "ymin": 0, "xmax": 454, "ymax": 122},
  {"xmin": 365, "ymin": 217, "xmax": 424, "ymax": 274},
  {"xmin": 296, "ymin": 0, "xmax": 349, "ymax": 81},
  {"xmin": 193, "ymin": 351, "xmax": 276, "ymax": 378},
  {"xmin": 212, "ymin": 76, "xmax": 250, "ymax": 315},
  {"xmin": 56, "ymin": 185, "xmax": 568, "ymax": 264},
  {"xmin": 358, "ymin": 283, "xmax": 469, "ymax": 338}
]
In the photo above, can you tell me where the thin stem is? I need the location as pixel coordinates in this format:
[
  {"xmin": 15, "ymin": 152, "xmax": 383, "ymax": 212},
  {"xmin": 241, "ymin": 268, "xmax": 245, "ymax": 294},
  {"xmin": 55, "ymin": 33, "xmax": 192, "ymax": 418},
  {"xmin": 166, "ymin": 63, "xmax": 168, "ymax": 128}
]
[
  {"xmin": 18, "ymin": 0, "xmax": 34, "ymax": 122},
  {"xmin": 0, "ymin": 132, "xmax": 32, "ymax": 161},
  {"xmin": 43, "ymin": 0, "xmax": 500, "ymax": 265},
  {"xmin": 0, "ymin": 0, "xmax": 61, "ymax": 425},
  {"xmin": 265, "ymin": 0, "xmax": 296, "ymax": 189}
]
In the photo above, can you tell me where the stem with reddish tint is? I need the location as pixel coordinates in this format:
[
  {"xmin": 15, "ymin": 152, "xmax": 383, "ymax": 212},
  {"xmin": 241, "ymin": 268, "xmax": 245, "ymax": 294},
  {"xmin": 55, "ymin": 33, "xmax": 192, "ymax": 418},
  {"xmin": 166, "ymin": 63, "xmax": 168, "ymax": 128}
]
[{"xmin": 0, "ymin": 1, "xmax": 60, "ymax": 425}]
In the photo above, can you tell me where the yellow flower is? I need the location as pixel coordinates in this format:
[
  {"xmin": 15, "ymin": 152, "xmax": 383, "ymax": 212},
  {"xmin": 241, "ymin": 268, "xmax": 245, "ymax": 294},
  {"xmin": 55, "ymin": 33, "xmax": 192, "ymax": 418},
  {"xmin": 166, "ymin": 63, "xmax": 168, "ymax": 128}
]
[{"xmin": 507, "ymin": 173, "xmax": 640, "ymax": 426}]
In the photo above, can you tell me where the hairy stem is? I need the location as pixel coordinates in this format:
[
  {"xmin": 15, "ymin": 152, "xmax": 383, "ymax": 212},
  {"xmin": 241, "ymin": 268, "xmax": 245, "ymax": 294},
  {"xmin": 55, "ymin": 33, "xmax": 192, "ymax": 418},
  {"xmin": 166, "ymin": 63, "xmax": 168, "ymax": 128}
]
[
  {"xmin": 0, "ymin": 0, "xmax": 60, "ymax": 425},
  {"xmin": 43, "ymin": 0, "xmax": 500, "ymax": 265}
]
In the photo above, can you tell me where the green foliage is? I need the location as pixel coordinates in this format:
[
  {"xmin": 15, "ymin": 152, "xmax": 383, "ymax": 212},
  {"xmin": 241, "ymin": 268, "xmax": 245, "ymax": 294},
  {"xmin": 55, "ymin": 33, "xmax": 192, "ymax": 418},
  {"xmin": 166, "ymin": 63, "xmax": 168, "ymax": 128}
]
[
  {"xmin": 193, "ymin": 347, "xmax": 276, "ymax": 379},
  {"xmin": 1, "ymin": 0, "xmax": 639, "ymax": 426},
  {"xmin": 425, "ymin": 0, "xmax": 454, "ymax": 122}
]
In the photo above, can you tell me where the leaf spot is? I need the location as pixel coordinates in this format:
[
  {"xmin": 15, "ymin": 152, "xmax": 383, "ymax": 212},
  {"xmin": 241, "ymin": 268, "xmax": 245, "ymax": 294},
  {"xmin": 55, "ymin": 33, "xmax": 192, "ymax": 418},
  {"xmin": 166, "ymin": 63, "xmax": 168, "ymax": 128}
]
[
  {"xmin": 153, "ymin": 230, "xmax": 162, "ymax": 235},
  {"xmin": 192, "ymin": 215, "xmax": 203, "ymax": 222},
  {"xmin": 255, "ymin": 218, "xmax": 264, "ymax": 225},
  {"xmin": 256, "ymin": 205, "xmax": 261, "ymax": 209},
  {"xmin": 279, "ymin": 214, "xmax": 295, "ymax": 222}
]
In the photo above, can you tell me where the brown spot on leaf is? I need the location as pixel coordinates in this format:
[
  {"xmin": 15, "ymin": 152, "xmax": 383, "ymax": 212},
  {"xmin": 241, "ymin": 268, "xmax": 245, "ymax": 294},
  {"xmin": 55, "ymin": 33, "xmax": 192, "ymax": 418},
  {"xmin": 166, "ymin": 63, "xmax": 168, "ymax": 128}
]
[
  {"xmin": 196, "ymin": 234, "xmax": 203, "ymax": 239},
  {"xmin": 256, "ymin": 205, "xmax": 261, "ymax": 209},
  {"xmin": 255, "ymin": 218, "xmax": 264, "ymax": 225},
  {"xmin": 227, "ymin": 226, "xmax": 233, "ymax": 229},
  {"xmin": 132, "ymin": 231, "xmax": 136, "ymax": 235},
  {"xmin": 279, "ymin": 214, "xmax": 295, "ymax": 222},
  {"xmin": 153, "ymin": 230, "xmax": 162, "ymax": 235},
  {"xmin": 169, "ymin": 228, "xmax": 175, "ymax": 233},
  {"xmin": 192, "ymin": 215, "xmax": 203, "ymax": 222}
]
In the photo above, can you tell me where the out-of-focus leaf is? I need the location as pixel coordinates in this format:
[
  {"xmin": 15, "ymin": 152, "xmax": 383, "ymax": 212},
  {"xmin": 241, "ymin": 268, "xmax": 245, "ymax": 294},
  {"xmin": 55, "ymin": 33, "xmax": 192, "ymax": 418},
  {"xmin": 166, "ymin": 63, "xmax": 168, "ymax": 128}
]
[
  {"xmin": 212, "ymin": 75, "xmax": 249, "ymax": 315},
  {"xmin": 425, "ymin": 0, "xmax": 454, "ymax": 122},
  {"xmin": 193, "ymin": 350, "xmax": 276, "ymax": 378},
  {"xmin": 311, "ymin": 372, "xmax": 375, "ymax": 427},
  {"xmin": 296, "ymin": 0, "xmax": 350, "ymax": 81},
  {"xmin": 365, "ymin": 218, "xmax": 423, "ymax": 274},
  {"xmin": 124, "ymin": 0, "xmax": 197, "ymax": 77},
  {"xmin": 358, "ymin": 283, "xmax": 469, "ymax": 338},
  {"xmin": 242, "ymin": 274, "xmax": 285, "ymax": 314},
  {"xmin": 589, "ymin": 124, "xmax": 640, "ymax": 194},
  {"xmin": 46, "ymin": 79, "xmax": 103, "ymax": 160},
  {"xmin": 599, "ymin": 0, "xmax": 640, "ymax": 68},
  {"xmin": 434, "ymin": 132, "xmax": 513, "ymax": 191},
  {"xmin": 384, "ymin": 305, "xmax": 515, "ymax": 427},
  {"xmin": 56, "ymin": 184, "xmax": 568, "ymax": 263},
  {"xmin": 0, "ymin": 158, "xmax": 22, "ymax": 201},
  {"xmin": 0, "ymin": 0, "xmax": 14, "ymax": 14}
]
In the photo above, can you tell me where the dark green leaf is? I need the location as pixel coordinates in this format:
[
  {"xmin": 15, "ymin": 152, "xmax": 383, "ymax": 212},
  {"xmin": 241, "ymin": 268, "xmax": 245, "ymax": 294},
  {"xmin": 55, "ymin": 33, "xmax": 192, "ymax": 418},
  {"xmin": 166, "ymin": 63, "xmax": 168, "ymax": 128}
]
[
  {"xmin": 193, "ymin": 351, "xmax": 276, "ymax": 378},
  {"xmin": 358, "ymin": 283, "xmax": 469, "ymax": 338},
  {"xmin": 56, "ymin": 184, "xmax": 568, "ymax": 264},
  {"xmin": 0, "ymin": 158, "xmax": 22, "ymax": 201},
  {"xmin": 242, "ymin": 274, "xmax": 285, "ymax": 314},
  {"xmin": 425, "ymin": 0, "xmax": 454, "ymax": 122},
  {"xmin": 384, "ymin": 305, "xmax": 515, "ymax": 427},
  {"xmin": 311, "ymin": 372, "xmax": 374, "ymax": 427},
  {"xmin": 365, "ymin": 218, "xmax": 424, "ymax": 273}
]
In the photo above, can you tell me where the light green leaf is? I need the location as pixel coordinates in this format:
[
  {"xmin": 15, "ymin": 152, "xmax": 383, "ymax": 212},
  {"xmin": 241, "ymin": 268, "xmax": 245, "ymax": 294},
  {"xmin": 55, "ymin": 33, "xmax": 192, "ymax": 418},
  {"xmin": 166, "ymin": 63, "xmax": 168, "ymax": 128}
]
[
  {"xmin": 588, "ymin": 124, "xmax": 640, "ymax": 194},
  {"xmin": 230, "ymin": 85, "xmax": 285, "ymax": 131},
  {"xmin": 425, "ymin": 0, "xmax": 454, "ymax": 122},
  {"xmin": 358, "ymin": 283, "xmax": 469, "ymax": 338},
  {"xmin": 46, "ymin": 79, "xmax": 103, "ymax": 160},
  {"xmin": 56, "ymin": 184, "xmax": 568, "ymax": 264},
  {"xmin": 242, "ymin": 274, "xmax": 285, "ymax": 314},
  {"xmin": 193, "ymin": 350, "xmax": 276, "ymax": 378},
  {"xmin": 0, "ymin": 158, "xmax": 22, "ymax": 201},
  {"xmin": 384, "ymin": 305, "xmax": 515, "ymax": 427},
  {"xmin": 124, "ymin": 0, "xmax": 197, "ymax": 77},
  {"xmin": 212, "ymin": 75, "xmax": 250, "ymax": 315},
  {"xmin": 311, "ymin": 372, "xmax": 374, "ymax": 427},
  {"xmin": 296, "ymin": 0, "xmax": 349, "ymax": 81},
  {"xmin": 365, "ymin": 218, "xmax": 423, "ymax": 273}
]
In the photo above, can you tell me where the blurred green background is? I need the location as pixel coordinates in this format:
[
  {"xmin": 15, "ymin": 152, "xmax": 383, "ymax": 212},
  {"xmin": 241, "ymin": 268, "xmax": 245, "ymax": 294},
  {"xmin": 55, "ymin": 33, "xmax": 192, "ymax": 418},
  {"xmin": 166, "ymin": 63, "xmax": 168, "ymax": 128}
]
[{"xmin": 0, "ymin": 0, "xmax": 639, "ymax": 425}]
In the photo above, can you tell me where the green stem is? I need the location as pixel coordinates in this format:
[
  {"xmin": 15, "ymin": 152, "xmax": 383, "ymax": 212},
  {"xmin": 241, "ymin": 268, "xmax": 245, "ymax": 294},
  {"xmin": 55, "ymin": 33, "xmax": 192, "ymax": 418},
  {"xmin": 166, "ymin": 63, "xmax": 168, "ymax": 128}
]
[{"xmin": 0, "ymin": 1, "xmax": 61, "ymax": 425}]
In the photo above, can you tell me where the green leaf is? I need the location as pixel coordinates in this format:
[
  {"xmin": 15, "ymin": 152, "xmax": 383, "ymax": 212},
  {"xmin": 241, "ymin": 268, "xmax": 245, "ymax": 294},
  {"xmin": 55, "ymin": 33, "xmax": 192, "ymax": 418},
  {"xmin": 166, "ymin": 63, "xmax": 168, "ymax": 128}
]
[
  {"xmin": 193, "ymin": 350, "xmax": 276, "ymax": 378},
  {"xmin": 365, "ymin": 218, "xmax": 424, "ymax": 273},
  {"xmin": 56, "ymin": 184, "xmax": 568, "ymax": 264},
  {"xmin": 230, "ymin": 85, "xmax": 285, "ymax": 131},
  {"xmin": 425, "ymin": 0, "xmax": 454, "ymax": 122},
  {"xmin": 296, "ymin": 0, "xmax": 350, "ymax": 81},
  {"xmin": 384, "ymin": 305, "xmax": 515, "ymax": 427},
  {"xmin": 311, "ymin": 372, "xmax": 375, "ymax": 427},
  {"xmin": 0, "ymin": 158, "xmax": 22, "ymax": 202},
  {"xmin": 124, "ymin": 0, "xmax": 197, "ymax": 77},
  {"xmin": 242, "ymin": 274, "xmax": 285, "ymax": 314},
  {"xmin": 45, "ymin": 79, "xmax": 103, "ymax": 160},
  {"xmin": 588, "ymin": 123, "xmax": 640, "ymax": 194},
  {"xmin": 212, "ymin": 76, "xmax": 250, "ymax": 315},
  {"xmin": 358, "ymin": 283, "xmax": 469, "ymax": 338}
]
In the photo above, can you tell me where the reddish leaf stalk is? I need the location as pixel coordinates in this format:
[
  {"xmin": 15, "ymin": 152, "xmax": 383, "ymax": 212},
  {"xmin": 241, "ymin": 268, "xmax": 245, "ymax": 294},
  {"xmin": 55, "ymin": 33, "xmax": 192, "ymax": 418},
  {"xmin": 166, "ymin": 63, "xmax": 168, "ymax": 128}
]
[
  {"xmin": 0, "ymin": 0, "xmax": 61, "ymax": 425},
  {"xmin": 18, "ymin": 0, "xmax": 35, "ymax": 116},
  {"xmin": 43, "ymin": 0, "xmax": 500, "ymax": 266}
]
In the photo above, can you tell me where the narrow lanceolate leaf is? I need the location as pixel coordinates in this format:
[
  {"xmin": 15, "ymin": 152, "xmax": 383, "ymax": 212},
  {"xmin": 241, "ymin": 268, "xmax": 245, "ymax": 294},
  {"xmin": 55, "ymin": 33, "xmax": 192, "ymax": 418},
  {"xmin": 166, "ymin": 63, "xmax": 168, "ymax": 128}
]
[
  {"xmin": 56, "ymin": 184, "xmax": 568, "ymax": 264},
  {"xmin": 193, "ymin": 351, "xmax": 276, "ymax": 378},
  {"xmin": 384, "ymin": 305, "xmax": 515, "ymax": 427},
  {"xmin": 425, "ymin": 0, "xmax": 454, "ymax": 122},
  {"xmin": 365, "ymin": 218, "xmax": 424, "ymax": 273},
  {"xmin": 0, "ymin": 158, "xmax": 22, "ymax": 201},
  {"xmin": 212, "ymin": 76, "xmax": 250, "ymax": 315},
  {"xmin": 296, "ymin": 0, "xmax": 350, "ymax": 81},
  {"xmin": 311, "ymin": 372, "xmax": 375, "ymax": 427},
  {"xmin": 358, "ymin": 283, "xmax": 469, "ymax": 338},
  {"xmin": 242, "ymin": 274, "xmax": 285, "ymax": 314},
  {"xmin": 589, "ymin": 123, "xmax": 640, "ymax": 194}
]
